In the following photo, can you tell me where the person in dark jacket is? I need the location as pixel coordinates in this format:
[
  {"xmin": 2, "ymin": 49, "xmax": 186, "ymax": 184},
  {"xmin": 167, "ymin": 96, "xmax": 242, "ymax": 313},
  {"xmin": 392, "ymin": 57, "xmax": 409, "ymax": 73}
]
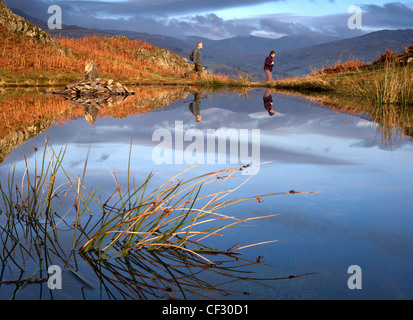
[
  {"xmin": 193, "ymin": 42, "xmax": 203, "ymax": 79},
  {"xmin": 263, "ymin": 89, "xmax": 275, "ymax": 116},
  {"xmin": 189, "ymin": 91, "xmax": 202, "ymax": 122},
  {"xmin": 264, "ymin": 51, "xmax": 276, "ymax": 81}
]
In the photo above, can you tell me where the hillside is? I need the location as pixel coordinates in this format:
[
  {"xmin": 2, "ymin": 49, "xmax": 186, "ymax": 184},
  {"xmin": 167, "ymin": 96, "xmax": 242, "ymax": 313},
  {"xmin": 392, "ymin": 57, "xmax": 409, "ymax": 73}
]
[
  {"xmin": 173, "ymin": 29, "xmax": 413, "ymax": 80},
  {"xmin": 185, "ymin": 33, "xmax": 341, "ymax": 55},
  {"xmin": 113, "ymin": 28, "xmax": 413, "ymax": 80},
  {"xmin": 270, "ymin": 44, "xmax": 413, "ymax": 106},
  {"xmin": 203, "ymin": 29, "xmax": 413, "ymax": 80},
  {"xmin": 0, "ymin": 1, "xmax": 64, "ymax": 52},
  {"xmin": 274, "ymin": 29, "xmax": 413, "ymax": 77},
  {"xmin": 9, "ymin": 6, "xmax": 413, "ymax": 81},
  {"xmin": 0, "ymin": 1, "xmax": 196, "ymax": 86}
]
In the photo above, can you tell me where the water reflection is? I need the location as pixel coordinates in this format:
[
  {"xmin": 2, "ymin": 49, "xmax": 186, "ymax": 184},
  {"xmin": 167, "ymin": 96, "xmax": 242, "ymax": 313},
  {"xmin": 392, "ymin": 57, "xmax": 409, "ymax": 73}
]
[
  {"xmin": 1, "ymin": 87, "xmax": 413, "ymax": 299},
  {"xmin": 0, "ymin": 209, "xmax": 291, "ymax": 300},
  {"xmin": 0, "ymin": 86, "xmax": 192, "ymax": 163},
  {"xmin": 62, "ymin": 93, "xmax": 134, "ymax": 125},
  {"xmin": 0, "ymin": 146, "xmax": 310, "ymax": 300},
  {"xmin": 263, "ymin": 89, "xmax": 275, "ymax": 116},
  {"xmin": 188, "ymin": 90, "xmax": 203, "ymax": 123}
]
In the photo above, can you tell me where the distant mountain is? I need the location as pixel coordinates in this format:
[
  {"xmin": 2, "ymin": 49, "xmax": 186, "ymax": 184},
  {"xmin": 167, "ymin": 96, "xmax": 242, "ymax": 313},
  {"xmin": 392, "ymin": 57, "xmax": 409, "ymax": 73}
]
[
  {"xmin": 10, "ymin": 8, "xmax": 194, "ymax": 54},
  {"xmin": 9, "ymin": 7, "xmax": 413, "ymax": 80},
  {"xmin": 185, "ymin": 33, "xmax": 342, "ymax": 55},
  {"xmin": 201, "ymin": 29, "xmax": 413, "ymax": 80},
  {"xmin": 273, "ymin": 29, "xmax": 413, "ymax": 77}
]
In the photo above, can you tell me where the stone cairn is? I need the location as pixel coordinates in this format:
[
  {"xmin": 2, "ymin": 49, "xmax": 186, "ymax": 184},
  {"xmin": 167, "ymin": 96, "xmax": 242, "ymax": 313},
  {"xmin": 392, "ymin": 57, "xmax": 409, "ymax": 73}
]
[
  {"xmin": 47, "ymin": 61, "xmax": 135, "ymax": 97},
  {"xmin": 45, "ymin": 61, "xmax": 135, "ymax": 125}
]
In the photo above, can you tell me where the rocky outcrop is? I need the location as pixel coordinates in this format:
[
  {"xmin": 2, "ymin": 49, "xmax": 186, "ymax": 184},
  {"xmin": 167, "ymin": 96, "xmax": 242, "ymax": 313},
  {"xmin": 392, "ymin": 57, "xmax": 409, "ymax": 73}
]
[
  {"xmin": 136, "ymin": 46, "xmax": 194, "ymax": 75},
  {"xmin": 0, "ymin": 0, "xmax": 63, "ymax": 53}
]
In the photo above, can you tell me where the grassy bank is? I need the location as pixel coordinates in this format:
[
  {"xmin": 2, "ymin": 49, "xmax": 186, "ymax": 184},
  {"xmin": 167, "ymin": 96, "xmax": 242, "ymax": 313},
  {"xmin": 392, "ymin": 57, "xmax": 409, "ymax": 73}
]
[
  {"xmin": 200, "ymin": 45, "xmax": 413, "ymax": 108},
  {"xmin": 270, "ymin": 60, "xmax": 413, "ymax": 107}
]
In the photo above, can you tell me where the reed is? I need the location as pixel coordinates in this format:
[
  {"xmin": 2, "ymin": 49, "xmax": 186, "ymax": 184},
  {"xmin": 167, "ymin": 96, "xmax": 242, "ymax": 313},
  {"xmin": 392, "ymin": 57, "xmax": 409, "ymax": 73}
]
[
  {"xmin": 79, "ymin": 162, "xmax": 294, "ymax": 261},
  {"xmin": 339, "ymin": 60, "xmax": 413, "ymax": 107},
  {"xmin": 81, "ymin": 245, "xmax": 314, "ymax": 299},
  {"xmin": 200, "ymin": 71, "xmax": 254, "ymax": 88},
  {"xmin": 0, "ymin": 141, "xmax": 317, "ymax": 298},
  {"xmin": 1, "ymin": 143, "xmax": 315, "ymax": 262}
]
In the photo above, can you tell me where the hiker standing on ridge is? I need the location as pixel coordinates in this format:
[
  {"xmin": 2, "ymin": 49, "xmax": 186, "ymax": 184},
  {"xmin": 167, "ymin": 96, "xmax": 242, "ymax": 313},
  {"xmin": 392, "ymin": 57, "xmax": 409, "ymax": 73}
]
[
  {"xmin": 192, "ymin": 42, "xmax": 203, "ymax": 79},
  {"xmin": 264, "ymin": 50, "xmax": 276, "ymax": 81}
]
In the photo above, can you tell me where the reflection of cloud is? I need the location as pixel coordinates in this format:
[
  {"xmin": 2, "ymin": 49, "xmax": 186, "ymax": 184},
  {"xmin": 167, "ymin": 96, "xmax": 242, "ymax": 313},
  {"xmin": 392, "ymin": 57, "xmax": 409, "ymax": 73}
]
[
  {"xmin": 3, "ymin": 89, "xmax": 412, "ymax": 169},
  {"xmin": 258, "ymin": 145, "xmax": 358, "ymax": 166},
  {"xmin": 98, "ymin": 153, "xmax": 110, "ymax": 162},
  {"xmin": 272, "ymin": 208, "xmax": 413, "ymax": 258},
  {"xmin": 356, "ymin": 120, "xmax": 379, "ymax": 128},
  {"xmin": 249, "ymin": 111, "xmax": 285, "ymax": 120}
]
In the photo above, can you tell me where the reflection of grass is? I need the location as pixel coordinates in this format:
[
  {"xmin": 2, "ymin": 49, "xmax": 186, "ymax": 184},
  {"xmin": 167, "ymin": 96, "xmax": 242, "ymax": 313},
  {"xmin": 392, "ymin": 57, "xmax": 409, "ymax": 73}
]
[
  {"xmin": 0, "ymin": 143, "xmax": 315, "ymax": 299},
  {"xmin": 277, "ymin": 87, "xmax": 413, "ymax": 148},
  {"xmin": 0, "ymin": 86, "xmax": 192, "ymax": 163},
  {"xmin": 80, "ymin": 162, "xmax": 285, "ymax": 260},
  {"xmin": 81, "ymin": 244, "xmax": 313, "ymax": 300}
]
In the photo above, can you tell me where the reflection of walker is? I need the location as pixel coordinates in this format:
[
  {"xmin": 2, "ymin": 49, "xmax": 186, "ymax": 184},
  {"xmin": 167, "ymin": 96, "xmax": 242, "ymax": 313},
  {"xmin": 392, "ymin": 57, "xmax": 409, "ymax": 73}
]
[
  {"xmin": 263, "ymin": 89, "xmax": 275, "ymax": 116},
  {"xmin": 189, "ymin": 91, "xmax": 202, "ymax": 122}
]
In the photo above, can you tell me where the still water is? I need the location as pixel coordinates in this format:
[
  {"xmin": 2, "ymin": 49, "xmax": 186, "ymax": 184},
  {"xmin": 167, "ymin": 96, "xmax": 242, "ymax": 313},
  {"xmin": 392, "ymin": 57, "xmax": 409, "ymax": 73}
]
[{"xmin": 1, "ymin": 87, "xmax": 413, "ymax": 299}]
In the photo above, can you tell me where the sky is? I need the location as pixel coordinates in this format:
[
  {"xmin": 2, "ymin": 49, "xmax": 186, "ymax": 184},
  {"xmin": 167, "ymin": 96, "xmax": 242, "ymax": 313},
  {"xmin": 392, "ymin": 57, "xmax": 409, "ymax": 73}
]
[{"xmin": 3, "ymin": 0, "xmax": 413, "ymax": 40}]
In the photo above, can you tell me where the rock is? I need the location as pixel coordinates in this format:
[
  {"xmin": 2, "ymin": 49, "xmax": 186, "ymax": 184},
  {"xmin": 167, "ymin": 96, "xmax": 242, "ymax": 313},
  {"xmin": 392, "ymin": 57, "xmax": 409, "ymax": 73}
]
[
  {"xmin": 136, "ymin": 48, "xmax": 148, "ymax": 57},
  {"xmin": 0, "ymin": 1, "xmax": 65, "ymax": 54},
  {"xmin": 47, "ymin": 61, "xmax": 134, "ymax": 99},
  {"xmin": 65, "ymin": 81, "xmax": 82, "ymax": 89},
  {"xmin": 91, "ymin": 78, "xmax": 102, "ymax": 86},
  {"xmin": 83, "ymin": 61, "xmax": 99, "ymax": 82}
]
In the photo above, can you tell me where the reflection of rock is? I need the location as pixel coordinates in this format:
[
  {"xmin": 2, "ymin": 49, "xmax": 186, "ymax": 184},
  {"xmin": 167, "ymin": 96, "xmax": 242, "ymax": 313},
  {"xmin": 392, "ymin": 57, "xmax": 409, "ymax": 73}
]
[
  {"xmin": 0, "ymin": 120, "xmax": 54, "ymax": 163},
  {"xmin": 83, "ymin": 103, "xmax": 99, "ymax": 125},
  {"xmin": 62, "ymin": 94, "xmax": 134, "ymax": 125}
]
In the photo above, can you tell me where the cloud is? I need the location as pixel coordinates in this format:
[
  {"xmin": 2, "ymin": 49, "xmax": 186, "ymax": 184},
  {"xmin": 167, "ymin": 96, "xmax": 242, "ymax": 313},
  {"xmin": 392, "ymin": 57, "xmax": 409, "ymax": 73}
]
[
  {"xmin": 3, "ymin": 0, "xmax": 413, "ymax": 40},
  {"xmin": 361, "ymin": 2, "xmax": 413, "ymax": 29},
  {"xmin": 4, "ymin": 0, "xmax": 279, "ymax": 19}
]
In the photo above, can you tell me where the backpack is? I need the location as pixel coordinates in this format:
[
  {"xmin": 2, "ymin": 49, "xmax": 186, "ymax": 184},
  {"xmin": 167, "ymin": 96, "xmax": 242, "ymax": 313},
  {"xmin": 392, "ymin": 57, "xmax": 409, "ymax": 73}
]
[{"xmin": 189, "ymin": 49, "xmax": 194, "ymax": 61}]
